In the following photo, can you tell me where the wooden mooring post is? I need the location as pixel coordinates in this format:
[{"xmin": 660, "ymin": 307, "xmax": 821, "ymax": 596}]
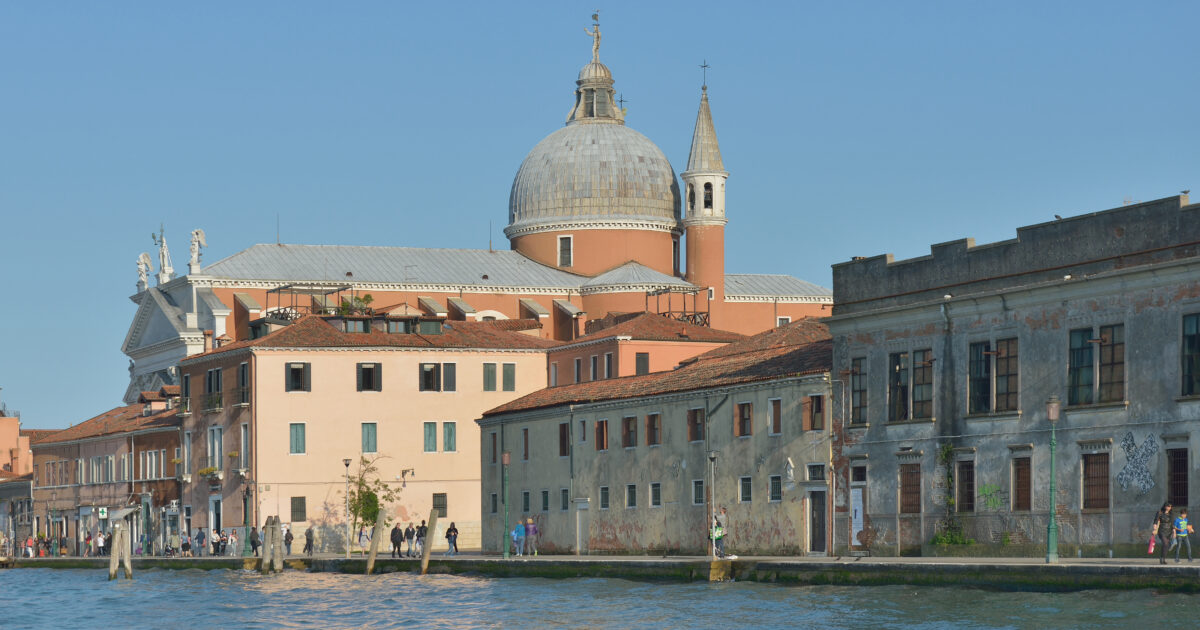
[
  {"xmin": 271, "ymin": 518, "xmax": 283, "ymax": 573},
  {"xmin": 108, "ymin": 522, "xmax": 133, "ymax": 581},
  {"xmin": 260, "ymin": 516, "xmax": 275, "ymax": 575},
  {"xmin": 365, "ymin": 508, "xmax": 388, "ymax": 575},
  {"xmin": 419, "ymin": 509, "xmax": 439, "ymax": 576}
]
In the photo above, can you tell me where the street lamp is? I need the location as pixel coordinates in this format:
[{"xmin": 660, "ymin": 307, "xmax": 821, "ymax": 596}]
[
  {"xmin": 1046, "ymin": 395, "xmax": 1061, "ymax": 564},
  {"xmin": 242, "ymin": 484, "xmax": 252, "ymax": 556},
  {"xmin": 501, "ymin": 451, "xmax": 511, "ymax": 559},
  {"xmin": 343, "ymin": 458, "xmax": 352, "ymax": 560},
  {"xmin": 707, "ymin": 450, "xmax": 718, "ymax": 559}
]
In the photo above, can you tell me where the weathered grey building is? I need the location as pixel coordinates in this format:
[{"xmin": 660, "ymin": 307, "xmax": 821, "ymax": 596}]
[
  {"xmin": 828, "ymin": 194, "xmax": 1200, "ymax": 555},
  {"xmin": 478, "ymin": 320, "xmax": 833, "ymax": 556}
]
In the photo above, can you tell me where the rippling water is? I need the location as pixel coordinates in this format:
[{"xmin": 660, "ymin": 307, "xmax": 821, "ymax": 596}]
[{"xmin": 2, "ymin": 568, "xmax": 1195, "ymax": 629}]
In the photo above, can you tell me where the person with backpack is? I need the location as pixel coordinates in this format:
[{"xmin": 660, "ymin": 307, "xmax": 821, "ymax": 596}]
[{"xmin": 511, "ymin": 520, "xmax": 526, "ymax": 557}]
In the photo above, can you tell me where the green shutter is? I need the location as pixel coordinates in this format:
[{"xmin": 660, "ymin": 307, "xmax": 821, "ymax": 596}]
[
  {"xmin": 502, "ymin": 363, "xmax": 516, "ymax": 391},
  {"xmin": 290, "ymin": 424, "xmax": 305, "ymax": 454},
  {"xmin": 362, "ymin": 423, "xmax": 377, "ymax": 453},
  {"xmin": 443, "ymin": 422, "xmax": 456, "ymax": 452},
  {"xmin": 423, "ymin": 422, "xmax": 437, "ymax": 452},
  {"xmin": 483, "ymin": 363, "xmax": 496, "ymax": 391},
  {"xmin": 443, "ymin": 363, "xmax": 456, "ymax": 392}
]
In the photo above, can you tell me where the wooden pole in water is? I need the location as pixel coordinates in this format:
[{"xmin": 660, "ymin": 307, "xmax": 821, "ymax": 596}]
[
  {"xmin": 260, "ymin": 516, "xmax": 274, "ymax": 575},
  {"xmin": 120, "ymin": 524, "xmax": 133, "ymax": 579},
  {"xmin": 365, "ymin": 509, "xmax": 387, "ymax": 575},
  {"xmin": 419, "ymin": 510, "xmax": 439, "ymax": 576},
  {"xmin": 271, "ymin": 518, "xmax": 283, "ymax": 573},
  {"xmin": 108, "ymin": 523, "xmax": 121, "ymax": 581}
]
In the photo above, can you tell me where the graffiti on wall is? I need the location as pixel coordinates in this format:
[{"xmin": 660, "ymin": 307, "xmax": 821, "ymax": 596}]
[
  {"xmin": 1116, "ymin": 431, "xmax": 1159, "ymax": 495},
  {"xmin": 977, "ymin": 483, "xmax": 1007, "ymax": 511}
]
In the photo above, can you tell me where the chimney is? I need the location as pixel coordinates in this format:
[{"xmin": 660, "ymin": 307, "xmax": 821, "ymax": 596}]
[{"xmin": 203, "ymin": 330, "xmax": 214, "ymax": 352}]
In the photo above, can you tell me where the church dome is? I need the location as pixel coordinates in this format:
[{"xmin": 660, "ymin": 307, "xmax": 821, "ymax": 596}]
[{"xmin": 578, "ymin": 61, "xmax": 612, "ymax": 81}]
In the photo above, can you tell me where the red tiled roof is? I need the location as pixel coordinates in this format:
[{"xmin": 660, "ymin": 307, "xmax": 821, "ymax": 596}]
[
  {"xmin": 138, "ymin": 390, "xmax": 165, "ymax": 403},
  {"xmin": 160, "ymin": 385, "xmax": 181, "ymax": 396},
  {"xmin": 485, "ymin": 318, "xmax": 831, "ymax": 417},
  {"xmin": 567, "ymin": 312, "xmax": 744, "ymax": 345},
  {"xmin": 33, "ymin": 403, "xmax": 180, "ymax": 446},
  {"xmin": 182, "ymin": 315, "xmax": 559, "ymax": 363},
  {"xmin": 0, "ymin": 471, "xmax": 32, "ymax": 482},
  {"xmin": 20, "ymin": 429, "xmax": 57, "ymax": 443}
]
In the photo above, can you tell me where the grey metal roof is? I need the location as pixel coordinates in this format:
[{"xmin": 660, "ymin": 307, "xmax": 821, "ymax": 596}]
[
  {"xmin": 582, "ymin": 262, "xmax": 694, "ymax": 289},
  {"xmin": 203, "ymin": 244, "xmax": 586, "ymax": 289},
  {"xmin": 725, "ymin": 274, "xmax": 832, "ymax": 298},
  {"xmin": 684, "ymin": 89, "xmax": 725, "ymax": 174},
  {"xmin": 447, "ymin": 297, "xmax": 476, "ymax": 314}
]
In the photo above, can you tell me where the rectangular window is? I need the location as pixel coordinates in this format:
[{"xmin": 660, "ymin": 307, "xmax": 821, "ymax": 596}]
[
  {"xmin": 286, "ymin": 363, "xmax": 310, "ymax": 392},
  {"xmin": 579, "ymin": 420, "xmax": 586, "ymax": 442},
  {"xmin": 626, "ymin": 484, "xmax": 637, "ymax": 508},
  {"xmin": 443, "ymin": 363, "xmax": 456, "ymax": 392},
  {"xmin": 900, "ymin": 463, "xmax": 921, "ymax": 513},
  {"xmin": 693, "ymin": 479, "xmax": 705, "ymax": 506},
  {"xmin": 483, "ymin": 363, "xmax": 497, "ymax": 391},
  {"xmin": 443, "ymin": 422, "xmax": 456, "ymax": 452},
  {"xmin": 502, "ymin": 363, "xmax": 515, "ymax": 392},
  {"xmin": 561, "ymin": 488, "xmax": 570, "ymax": 511},
  {"xmin": 357, "ymin": 363, "xmax": 382, "ymax": 392},
  {"xmin": 622, "ymin": 416, "xmax": 637, "ymax": 448},
  {"xmin": 777, "ymin": 316, "xmax": 791, "ymax": 327},
  {"xmin": 995, "ymin": 338, "xmax": 1019, "ymax": 412},
  {"xmin": 289, "ymin": 423, "xmax": 306, "ymax": 454},
  {"xmin": 574, "ymin": 358, "xmax": 582, "ymax": 384},
  {"xmin": 1082, "ymin": 453, "xmax": 1109, "ymax": 509},
  {"xmin": 768, "ymin": 398, "xmax": 782, "ymax": 434},
  {"xmin": 911, "ymin": 349, "xmax": 933, "ymax": 419},
  {"xmin": 811, "ymin": 396, "xmax": 825, "ymax": 431},
  {"xmin": 1098, "ymin": 324, "xmax": 1124, "ymax": 403},
  {"xmin": 344, "ymin": 319, "xmax": 368, "ymax": 333},
  {"xmin": 419, "ymin": 363, "xmax": 441, "ymax": 392},
  {"xmin": 1012, "ymin": 457, "xmax": 1031, "ymax": 511},
  {"xmin": 968, "ymin": 341, "xmax": 991, "ymax": 414},
  {"xmin": 1185, "ymin": 314, "xmax": 1200, "ymax": 396},
  {"xmin": 522, "ymin": 491, "xmax": 530, "ymax": 512},
  {"xmin": 687, "ymin": 408, "xmax": 705, "ymax": 442},
  {"xmin": 1168, "ymin": 448, "xmax": 1189, "ymax": 508},
  {"xmin": 522, "ymin": 428, "xmax": 529, "ymax": 460},
  {"xmin": 361, "ymin": 422, "xmax": 377, "ymax": 453},
  {"xmin": 490, "ymin": 493, "xmax": 498, "ymax": 514},
  {"xmin": 735, "ymin": 402, "xmax": 753, "ymax": 437},
  {"xmin": 541, "ymin": 489, "xmax": 549, "ymax": 512},
  {"xmin": 423, "ymin": 422, "xmax": 437, "ymax": 452},
  {"xmin": 590, "ymin": 355, "xmax": 598, "ymax": 382},
  {"xmin": 888, "ymin": 352, "xmax": 910, "ymax": 422},
  {"xmin": 650, "ymin": 482, "xmax": 662, "ymax": 507},
  {"xmin": 549, "ymin": 362, "xmax": 558, "ymax": 387},
  {"xmin": 739, "ymin": 476, "xmax": 753, "ymax": 503},
  {"xmin": 769, "ymin": 475, "xmax": 782, "ymax": 502},
  {"xmin": 599, "ymin": 486, "xmax": 609, "ymax": 510},
  {"xmin": 558, "ymin": 235, "xmax": 573, "ymax": 267},
  {"xmin": 808, "ymin": 464, "xmax": 826, "ymax": 481},
  {"xmin": 290, "ymin": 497, "xmax": 306, "ymax": 522},
  {"xmin": 595, "ymin": 420, "xmax": 609, "ymax": 451},
  {"xmin": 433, "ymin": 493, "xmax": 447, "ymax": 518},
  {"xmin": 208, "ymin": 426, "xmax": 222, "ymax": 469},
  {"xmin": 635, "ymin": 352, "xmax": 650, "ymax": 375},
  {"xmin": 956, "ymin": 460, "xmax": 975, "ymax": 512},
  {"xmin": 850, "ymin": 357, "xmax": 867, "ymax": 424},
  {"xmin": 604, "ymin": 353, "xmax": 613, "ymax": 379},
  {"xmin": 559, "ymin": 423, "xmax": 570, "ymax": 457},
  {"xmin": 645, "ymin": 413, "xmax": 661, "ymax": 446},
  {"xmin": 240, "ymin": 423, "xmax": 249, "ymax": 469},
  {"xmin": 1068, "ymin": 328, "xmax": 1094, "ymax": 405},
  {"xmin": 237, "ymin": 362, "xmax": 250, "ymax": 404},
  {"xmin": 490, "ymin": 432, "xmax": 497, "ymax": 464},
  {"xmin": 387, "ymin": 319, "xmax": 412, "ymax": 334},
  {"xmin": 183, "ymin": 431, "xmax": 192, "ymax": 474}
]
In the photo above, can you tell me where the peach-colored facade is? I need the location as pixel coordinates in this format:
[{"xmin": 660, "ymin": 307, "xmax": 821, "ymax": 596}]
[
  {"xmin": 0, "ymin": 416, "xmax": 32, "ymax": 475},
  {"xmin": 548, "ymin": 338, "xmax": 731, "ymax": 386},
  {"xmin": 510, "ymin": 229, "xmax": 678, "ymax": 278}
]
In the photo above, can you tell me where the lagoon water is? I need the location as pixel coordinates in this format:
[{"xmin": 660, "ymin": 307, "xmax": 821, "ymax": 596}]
[{"xmin": 2, "ymin": 568, "xmax": 1195, "ymax": 629}]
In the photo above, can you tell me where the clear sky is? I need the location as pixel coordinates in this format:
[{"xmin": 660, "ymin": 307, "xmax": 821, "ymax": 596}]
[{"xmin": 2, "ymin": 1, "xmax": 1197, "ymax": 429}]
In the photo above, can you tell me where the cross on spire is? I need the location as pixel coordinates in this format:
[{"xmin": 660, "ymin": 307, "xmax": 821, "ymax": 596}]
[
  {"xmin": 617, "ymin": 94, "xmax": 628, "ymax": 108},
  {"xmin": 700, "ymin": 59, "xmax": 710, "ymax": 90}
]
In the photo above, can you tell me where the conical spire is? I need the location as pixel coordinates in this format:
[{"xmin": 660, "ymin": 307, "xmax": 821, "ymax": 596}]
[{"xmin": 685, "ymin": 87, "xmax": 725, "ymax": 174}]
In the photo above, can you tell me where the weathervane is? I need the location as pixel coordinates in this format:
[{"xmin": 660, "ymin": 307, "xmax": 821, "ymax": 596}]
[{"xmin": 585, "ymin": 11, "xmax": 601, "ymax": 63}]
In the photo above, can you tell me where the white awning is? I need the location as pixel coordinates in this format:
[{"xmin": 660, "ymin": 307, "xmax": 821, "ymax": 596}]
[{"xmin": 109, "ymin": 506, "xmax": 140, "ymax": 520}]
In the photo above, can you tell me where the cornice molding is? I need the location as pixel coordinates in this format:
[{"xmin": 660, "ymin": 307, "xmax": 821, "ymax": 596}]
[
  {"xmin": 504, "ymin": 219, "xmax": 683, "ymax": 239},
  {"xmin": 725, "ymin": 294, "xmax": 833, "ymax": 304}
]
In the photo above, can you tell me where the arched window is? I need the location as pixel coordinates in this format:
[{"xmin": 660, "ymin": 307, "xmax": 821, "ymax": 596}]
[
  {"xmin": 703, "ymin": 183, "xmax": 713, "ymax": 209},
  {"xmin": 687, "ymin": 184, "xmax": 695, "ymax": 211}
]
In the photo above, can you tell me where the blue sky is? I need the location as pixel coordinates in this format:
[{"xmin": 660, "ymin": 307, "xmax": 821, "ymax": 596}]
[{"xmin": 2, "ymin": 1, "xmax": 1197, "ymax": 428}]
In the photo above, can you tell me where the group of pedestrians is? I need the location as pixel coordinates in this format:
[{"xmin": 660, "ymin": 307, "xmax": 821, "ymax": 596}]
[
  {"xmin": 510, "ymin": 517, "xmax": 539, "ymax": 556},
  {"xmin": 1152, "ymin": 502, "xmax": 1194, "ymax": 564},
  {"xmin": 386, "ymin": 520, "xmax": 457, "ymax": 557}
]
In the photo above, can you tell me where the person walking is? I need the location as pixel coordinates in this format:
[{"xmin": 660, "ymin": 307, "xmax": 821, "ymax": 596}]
[
  {"xmin": 445, "ymin": 522, "xmax": 459, "ymax": 556},
  {"xmin": 1153, "ymin": 502, "xmax": 1174, "ymax": 565},
  {"xmin": 524, "ymin": 518, "xmax": 538, "ymax": 556},
  {"xmin": 196, "ymin": 528, "xmax": 205, "ymax": 557},
  {"xmin": 714, "ymin": 507, "xmax": 729, "ymax": 558},
  {"xmin": 415, "ymin": 520, "xmax": 427, "ymax": 557},
  {"xmin": 390, "ymin": 522, "xmax": 403, "ymax": 558},
  {"xmin": 511, "ymin": 520, "xmax": 526, "ymax": 557},
  {"xmin": 358, "ymin": 525, "xmax": 370, "ymax": 555},
  {"xmin": 212, "ymin": 528, "xmax": 221, "ymax": 556},
  {"xmin": 1175, "ymin": 508, "xmax": 1193, "ymax": 563},
  {"xmin": 95, "ymin": 531, "xmax": 106, "ymax": 558},
  {"xmin": 284, "ymin": 528, "xmax": 294, "ymax": 556},
  {"xmin": 303, "ymin": 527, "xmax": 314, "ymax": 556},
  {"xmin": 228, "ymin": 529, "xmax": 239, "ymax": 557},
  {"xmin": 403, "ymin": 523, "xmax": 415, "ymax": 557},
  {"xmin": 249, "ymin": 527, "xmax": 260, "ymax": 557}
]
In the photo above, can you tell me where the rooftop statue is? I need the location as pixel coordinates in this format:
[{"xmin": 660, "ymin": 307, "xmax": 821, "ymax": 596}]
[
  {"xmin": 584, "ymin": 14, "xmax": 601, "ymax": 63},
  {"xmin": 189, "ymin": 228, "xmax": 207, "ymax": 274},
  {"xmin": 136, "ymin": 252, "xmax": 152, "ymax": 291}
]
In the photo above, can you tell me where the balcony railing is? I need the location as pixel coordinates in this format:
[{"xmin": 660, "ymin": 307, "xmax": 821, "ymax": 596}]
[
  {"xmin": 232, "ymin": 386, "xmax": 250, "ymax": 407},
  {"xmin": 202, "ymin": 392, "xmax": 223, "ymax": 413},
  {"xmin": 178, "ymin": 397, "xmax": 191, "ymax": 415}
]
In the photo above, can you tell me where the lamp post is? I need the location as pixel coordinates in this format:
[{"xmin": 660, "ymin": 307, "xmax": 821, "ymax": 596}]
[
  {"xmin": 707, "ymin": 450, "xmax": 718, "ymax": 559},
  {"xmin": 1046, "ymin": 395, "xmax": 1061, "ymax": 564},
  {"xmin": 242, "ymin": 484, "xmax": 252, "ymax": 556},
  {"xmin": 501, "ymin": 451, "xmax": 511, "ymax": 559},
  {"xmin": 343, "ymin": 458, "xmax": 352, "ymax": 560}
]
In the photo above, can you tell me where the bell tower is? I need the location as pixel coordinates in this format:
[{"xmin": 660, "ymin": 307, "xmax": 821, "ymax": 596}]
[{"xmin": 681, "ymin": 85, "xmax": 728, "ymax": 302}]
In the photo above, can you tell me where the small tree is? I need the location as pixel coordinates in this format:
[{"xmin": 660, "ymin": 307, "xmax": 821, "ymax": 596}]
[{"xmin": 346, "ymin": 456, "xmax": 399, "ymax": 533}]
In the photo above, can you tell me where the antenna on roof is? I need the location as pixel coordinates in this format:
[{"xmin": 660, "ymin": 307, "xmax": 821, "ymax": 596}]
[
  {"xmin": 489, "ymin": 220, "xmax": 493, "ymax": 253},
  {"xmin": 276, "ymin": 212, "xmax": 280, "ymax": 245}
]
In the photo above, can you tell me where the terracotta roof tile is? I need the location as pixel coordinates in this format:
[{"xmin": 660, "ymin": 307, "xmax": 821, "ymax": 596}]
[
  {"xmin": 485, "ymin": 318, "xmax": 831, "ymax": 417},
  {"xmin": 33, "ymin": 404, "xmax": 180, "ymax": 446},
  {"xmin": 571, "ymin": 312, "xmax": 745, "ymax": 345},
  {"xmin": 20, "ymin": 429, "xmax": 57, "ymax": 443},
  {"xmin": 0, "ymin": 471, "xmax": 32, "ymax": 481}
]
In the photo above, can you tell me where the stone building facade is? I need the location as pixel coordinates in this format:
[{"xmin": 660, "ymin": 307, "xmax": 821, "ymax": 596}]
[{"xmin": 827, "ymin": 194, "xmax": 1200, "ymax": 555}]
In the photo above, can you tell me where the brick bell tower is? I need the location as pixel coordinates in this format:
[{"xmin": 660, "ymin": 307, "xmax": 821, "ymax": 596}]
[{"xmin": 681, "ymin": 85, "xmax": 728, "ymax": 304}]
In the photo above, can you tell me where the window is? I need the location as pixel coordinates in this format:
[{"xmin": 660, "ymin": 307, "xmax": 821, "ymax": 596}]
[
  {"xmin": 522, "ymin": 491, "xmax": 530, "ymax": 512},
  {"xmin": 443, "ymin": 422, "xmax": 457, "ymax": 452},
  {"xmin": 650, "ymin": 482, "xmax": 662, "ymax": 507},
  {"xmin": 622, "ymin": 416, "xmax": 637, "ymax": 448},
  {"xmin": 1082, "ymin": 453, "xmax": 1109, "ymax": 509},
  {"xmin": 416, "ymin": 320, "xmax": 442, "ymax": 335},
  {"xmin": 423, "ymin": 422, "xmax": 437, "ymax": 452},
  {"xmin": 208, "ymin": 426, "xmax": 223, "ymax": 468},
  {"xmin": 626, "ymin": 484, "xmax": 637, "ymax": 508},
  {"xmin": 1185, "ymin": 314, "xmax": 1200, "ymax": 396},
  {"xmin": 1012, "ymin": 457, "xmax": 1031, "ymax": 511},
  {"xmin": 645, "ymin": 413, "xmax": 661, "ymax": 446},
  {"xmin": 387, "ymin": 319, "xmax": 412, "ymax": 334},
  {"xmin": 558, "ymin": 235, "xmax": 573, "ymax": 267},
  {"xmin": 850, "ymin": 357, "xmax": 867, "ymax": 424},
  {"xmin": 579, "ymin": 420, "xmax": 586, "ymax": 443},
  {"xmin": 1070, "ymin": 325, "xmax": 1124, "ymax": 405},
  {"xmin": 343, "ymin": 319, "xmax": 368, "ymax": 333},
  {"xmin": 558, "ymin": 423, "xmax": 570, "ymax": 457},
  {"xmin": 809, "ymin": 396, "xmax": 824, "ymax": 431},
  {"xmin": 1068, "ymin": 328, "xmax": 1093, "ymax": 405},
  {"xmin": 237, "ymin": 362, "xmax": 250, "ymax": 404},
  {"xmin": 912, "ymin": 349, "xmax": 933, "ymax": 419},
  {"xmin": 483, "ymin": 363, "xmax": 497, "ymax": 391},
  {"xmin": 290, "ymin": 497, "xmax": 306, "ymax": 522},
  {"xmin": 693, "ymin": 479, "xmax": 705, "ymax": 505},
  {"xmin": 419, "ymin": 362, "xmax": 456, "ymax": 392},
  {"xmin": 590, "ymin": 356, "xmax": 598, "ymax": 382},
  {"xmin": 735, "ymin": 402, "xmax": 753, "ymax": 437},
  {"xmin": 159, "ymin": 448, "xmax": 166, "ymax": 478},
  {"xmin": 183, "ymin": 431, "xmax": 192, "ymax": 474},
  {"xmin": 240, "ymin": 423, "xmax": 249, "ymax": 469},
  {"xmin": 899, "ymin": 463, "xmax": 921, "ymax": 513},
  {"xmin": 739, "ymin": 476, "xmax": 752, "ymax": 503},
  {"xmin": 491, "ymin": 493, "xmax": 498, "ymax": 514},
  {"xmin": 635, "ymin": 352, "xmax": 649, "ymax": 375},
  {"xmin": 549, "ymin": 362, "xmax": 558, "ymax": 387},
  {"xmin": 361, "ymin": 423, "xmax": 377, "ymax": 453},
  {"xmin": 956, "ymin": 460, "xmax": 975, "ymax": 512},
  {"xmin": 595, "ymin": 420, "xmax": 609, "ymax": 451},
  {"xmin": 852, "ymin": 465, "xmax": 866, "ymax": 483},
  {"xmin": 769, "ymin": 475, "xmax": 782, "ymax": 502},
  {"xmin": 703, "ymin": 182, "xmax": 713, "ymax": 209},
  {"xmin": 599, "ymin": 486, "xmax": 609, "ymax": 509},
  {"xmin": 289, "ymin": 423, "xmax": 305, "ymax": 454},
  {"xmin": 286, "ymin": 363, "xmax": 310, "ymax": 392},
  {"xmin": 490, "ymin": 432, "xmax": 497, "ymax": 464},
  {"xmin": 433, "ymin": 493, "xmax": 447, "ymax": 518},
  {"xmin": 604, "ymin": 353, "xmax": 613, "ymax": 379},
  {"xmin": 522, "ymin": 428, "xmax": 529, "ymax": 460},
  {"xmin": 995, "ymin": 338, "xmax": 1019, "ymax": 412},
  {"xmin": 776, "ymin": 316, "xmax": 791, "ymax": 327},
  {"xmin": 1168, "ymin": 448, "xmax": 1189, "ymax": 508},
  {"xmin": 502, "ymin": 363, "xmax": 515, "ymax": 392},
  {"xmin": 687, "ymin": 408, "xmax": 705, "ymax": 442},
  {"xmin": 204, "ymin": 368, "xmax": 223, "ymax": 409},
  {"xmin": 561, "ymin": 488, "xmax": 569, "ymax": 511},
  {"xmin": 357, "ymin": 363, "xmax": 382, "ymax": 392},
  {"xmin": 768, "ymin": 398, "xmax": 782, "ymax": 434},
  {"xmin": 808, "ymin": 464, "xmax": 826, "ymax": 481},
  {"xmin": 1098, "ymin": 324, "xmax": 1124, "ymax": 403},
  {"xmin": 673, "ymin": 238, "xmax": 680, "ymax": 276},
  {"xmin": 888, "ymin": 352, "xmax": 911, "ymax": 421},
  {"xmin": 708, "ymin": 287, "xmax": 715, "ymax": 300},
  {"xmin": 971, "ymin": 339, "xmax": 1020, "ymax": 414},
  {"xmin": 182, "ymin": 373, "xmax": 191, "ymax": 404},
  {"xmin": 541, "ymin": 489, "xmax": 549, "ymax": 512},
  {"xmin": 574, "ymin": 358, "xmax": 582, "ymax": 384}
]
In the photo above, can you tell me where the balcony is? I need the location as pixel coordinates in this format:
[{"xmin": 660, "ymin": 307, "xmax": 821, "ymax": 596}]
[
  {"xmin": 178, "ymin": 397, "xmax": 192, "ymax": 416},
  {"xmin": 232, "ymin": 386, "xmax": 250, "ymax": 408},
  {"xmin": 202, "ymin": 393, "xmax": 223, "ymax": 414}
]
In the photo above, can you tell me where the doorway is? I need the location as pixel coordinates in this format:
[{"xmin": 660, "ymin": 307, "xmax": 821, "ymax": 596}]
[
  {"xmin": 208, "ymin": 496, "xmax": 222, "ymax": 533},
  {"xmin": 809, "ymin": 490, "xmax": 827, "ymax": 554}
]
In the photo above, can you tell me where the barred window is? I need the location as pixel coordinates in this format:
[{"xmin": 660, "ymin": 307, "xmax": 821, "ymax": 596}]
[
  {"xmin": 900, "ymin": 463, "xmax": 921, "ymax": 513},
  {"xmin": 1168, "ymin": 448, "xmax": 1189, "ymax": 508},
  {"xmin": 956, "ymin": 460, "xmax": 975, "ymax": 513},
  {"xmin": 1012, "ymin": 457, "xmax": 1031, "ymax": 511},
  {"xmin": 1082, "ymin": 453, "xmax": 1109, "ymax": 509}
]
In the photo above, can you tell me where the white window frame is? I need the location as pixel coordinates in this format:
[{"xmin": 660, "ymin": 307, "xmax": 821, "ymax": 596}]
[
  {"xmin": 739, "ymin": 475, "xmax": 753, "ymax": 503},
  {"xmin": 557, "ymin": 234, "xmax": 574, "ymax": 267}
]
